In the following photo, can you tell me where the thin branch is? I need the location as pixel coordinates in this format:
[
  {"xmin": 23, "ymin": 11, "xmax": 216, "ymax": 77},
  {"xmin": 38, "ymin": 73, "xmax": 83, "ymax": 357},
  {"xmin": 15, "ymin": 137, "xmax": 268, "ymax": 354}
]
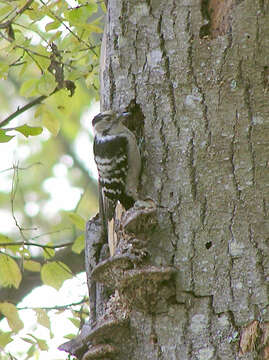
[
  {"xmin": 0, "ymin": 0, "xmax": 34, "ymax": 29},
  {"xmin": 24, "ymin": 47, "xmax": 43, "ymax": 73},
  {"xmin": 0, "ymin": 95, "xmax": 47, "ymax": 128},
  {"xmin": 0, "ymin": 241, "xmax": 74, "ymax": 249},
  {"xmin": 0, "ymin": 162, "xmax": 42, "ymax": 173},
  {"xmin": 17, "ymin": 297, "xmax": 88, "ymax": 311},
  {"xmin": 10, "ymin": 163, "xmax": 28, "ymax": 242},
  {"xmin": 32, "ymin": 227, "xmax": 71, "ymax": 240}
]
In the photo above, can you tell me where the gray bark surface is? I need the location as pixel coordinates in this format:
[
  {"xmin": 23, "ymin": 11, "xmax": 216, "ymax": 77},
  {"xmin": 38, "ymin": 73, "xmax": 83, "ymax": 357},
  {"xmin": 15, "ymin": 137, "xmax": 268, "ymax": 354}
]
[{"xmin": 90, "ymin": 0, "xmax": 269, "ymax": 358}]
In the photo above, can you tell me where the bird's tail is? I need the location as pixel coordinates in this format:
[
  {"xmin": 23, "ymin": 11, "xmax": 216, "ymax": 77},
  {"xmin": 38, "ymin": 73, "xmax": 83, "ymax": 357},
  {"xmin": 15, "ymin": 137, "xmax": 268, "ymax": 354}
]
[{"xmin": 99, "ymin": 183, "xmax": 123, "ymax": 256}]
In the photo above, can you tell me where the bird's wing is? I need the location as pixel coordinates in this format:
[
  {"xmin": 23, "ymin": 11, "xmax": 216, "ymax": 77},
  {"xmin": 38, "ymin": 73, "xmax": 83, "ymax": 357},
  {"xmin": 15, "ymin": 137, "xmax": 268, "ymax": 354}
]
[{"xmin": 94, "ymin": 135, "xmax": 128, "ymax": 255}]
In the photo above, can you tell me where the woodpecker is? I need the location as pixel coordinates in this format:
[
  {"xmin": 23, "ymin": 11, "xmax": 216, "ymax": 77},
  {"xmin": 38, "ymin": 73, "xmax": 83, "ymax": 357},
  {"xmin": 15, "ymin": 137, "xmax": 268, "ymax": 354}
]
[{"xmin": 92, "ymin": 110, "xmax": 141, "ymax": 253}]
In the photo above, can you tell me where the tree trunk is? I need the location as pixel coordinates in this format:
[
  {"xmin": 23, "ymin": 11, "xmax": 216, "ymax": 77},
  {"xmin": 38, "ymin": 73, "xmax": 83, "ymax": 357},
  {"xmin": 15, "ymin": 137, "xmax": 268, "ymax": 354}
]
[{"xmin": 88, "ymin": 0, "xmax": 269, "ymax": 359}]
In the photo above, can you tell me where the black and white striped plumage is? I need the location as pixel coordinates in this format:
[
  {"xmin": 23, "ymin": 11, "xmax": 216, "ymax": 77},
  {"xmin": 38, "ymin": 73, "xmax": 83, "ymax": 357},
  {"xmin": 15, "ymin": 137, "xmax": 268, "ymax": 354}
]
[{"xmin": 92, "ymin": 111, "xmax": 141, "ymax": 234}]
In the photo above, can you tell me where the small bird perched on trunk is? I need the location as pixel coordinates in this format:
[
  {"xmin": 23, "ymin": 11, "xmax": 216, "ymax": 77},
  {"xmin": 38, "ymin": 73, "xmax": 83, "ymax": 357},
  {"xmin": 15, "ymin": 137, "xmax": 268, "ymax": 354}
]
[{"xmin": 92, "ymin": 110, "xmax": 141, "ymax": 255}]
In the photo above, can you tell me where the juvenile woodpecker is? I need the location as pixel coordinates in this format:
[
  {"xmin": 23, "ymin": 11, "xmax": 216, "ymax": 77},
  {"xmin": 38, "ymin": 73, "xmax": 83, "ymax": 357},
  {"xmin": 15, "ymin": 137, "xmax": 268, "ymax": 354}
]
[{"xmin": 92, "ymin": 110, "xmax": 141, "ymax": 251}]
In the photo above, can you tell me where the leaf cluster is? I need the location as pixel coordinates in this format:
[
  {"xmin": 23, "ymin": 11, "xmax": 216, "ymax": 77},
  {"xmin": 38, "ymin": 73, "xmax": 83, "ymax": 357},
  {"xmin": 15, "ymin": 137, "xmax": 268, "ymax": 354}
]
[{"xmin": 0, "ymin": 0, "xmax": 104, "ymax": 357}]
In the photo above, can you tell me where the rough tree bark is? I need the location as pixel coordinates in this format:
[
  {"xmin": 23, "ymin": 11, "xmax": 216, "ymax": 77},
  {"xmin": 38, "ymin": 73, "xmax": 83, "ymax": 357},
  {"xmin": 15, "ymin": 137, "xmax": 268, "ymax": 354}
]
[{"xmin": 83, "ymin": 1, "xmax": 269, "ymax": 359}]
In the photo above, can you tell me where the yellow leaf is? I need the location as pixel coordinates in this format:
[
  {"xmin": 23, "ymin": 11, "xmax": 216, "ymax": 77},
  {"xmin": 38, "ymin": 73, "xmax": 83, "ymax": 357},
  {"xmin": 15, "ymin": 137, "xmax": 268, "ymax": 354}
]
[
  {"xmin": 72, "ymin": 234, "xmax": 85, "ymax": 254},
  {"xmin": 0, "ymin": 303, "xmax": 23, "ymax": 333},
  {"xmin": 45, "ymin": 20, "xmax": 61, "ymax": 32},
  {"xmin": 0, "ymin": 129, "xmax": 14, "ymax": 143},
  {"xmin": 41, "ymin": 262, "xmax": 72, "ymax": 290},
  {"xmin": 26, "ymin": 334, "xmax": 49, "ymax": 351},
  {"xmin": 42, "ymin": 109, "xmax": 60, "ymax": 136},
  {"xmin": 64, "ymin": 333, "xmax": 76, "ymax": 340},
  {"xmin": 34, "ymin": 309, "xmax": 50, "ymax": 330},
  {"xmin": 34, "ymin": 104, "xmax": 45, "ymax": 119},
  {"xmin": 24, "ymin": 260, "xmax": 41, "ymax": 272},
  {"xmin": 15, "ymin": 124, "xmax": 43, "ymax": 137},
  {"xmin": 68, "ymin": 317, "xmax": 81, "ymax": 328},
  {"xmin": 0, "ymin": 234, "xmax": 11, "ymax": 244},
  {"xmin": 0, "ymin": 254, "xmax": 22, "ymax": 288},
  {"xmin": 0, "ymin": 330, "xmax": 13, "ymax": 347},
  {"xmin": 68, "ymin": 212, "xmax": 86, "ymax": 230},
  {"xmin": 35, "ymin": 103, "xmax": 61, "ymax": 136},
  {"xmin": 77, "ymin": 23, "xmax": 103, "ymax": 33},
  {"xmin": 36, "ymin": 337, "xmax": 48, "ymax": 351}
]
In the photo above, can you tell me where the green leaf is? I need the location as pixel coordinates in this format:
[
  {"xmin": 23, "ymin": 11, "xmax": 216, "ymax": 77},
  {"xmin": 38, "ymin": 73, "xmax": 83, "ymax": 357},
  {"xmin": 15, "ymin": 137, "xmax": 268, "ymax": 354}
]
[
  {"xmin": 64, "ymin": 333, "xmax": 76, "ymax": 340},
  {"xmin": 20, "ymin": 78, "xmax": 39, "ymax": 98},
  {"xmin": 35, "ymin": 104, "xmax": 61, "ymax": 136},
  {"xmin": 34, "ymin": 309, "xmax": 51, "ymax": 330},
  {"xmin": 0, "ymin": 61, "xmax": 9, "ymax": 80},
  {"xmin": 49, "ymin": 31, "xmax": 62, "ymax": 43},
  {"xmin": 24, "ymin": 260, "xmax": 41, "ymax": 272},
  {"xmin": 0, "ymin": 4, "xmax": 13, "ymax": 18},
  {"xmin": 0, "ymin": 303, "xmax": 24, "ymax": 333},
  {"xmin": 37, "ymin": 338, "xmax": 48, "ymax": 351},
  {"xmin": 68, "ymin": 317, "xmax": 81, "ymax": 328},
  {"xmin": 0, "ymin": 234, "xmax": 20, "ymax": 254},
  {"xmin": 79, "ymin": 23, "xmax": 103, "ymax": 33},
  {"xmin": 0, "ymin": 130, "xmax": 14, "ymax": 143},
  {"xmin": 41, "ymin": 261, "xmax": 72, "ymax": 290},
  {"xmin": 72, "ymin": 234, "xmax": 85, "ymax": 254},
  {"xmin": 29, "ymin": 45, "xmax": 50, "ymax": 69},
  {"xmin": 41, "ymin": 106, "xmax": 60, "ymax": 136},
  {"xmin": 0, "ymin": 234, "xmax": 12, "ymax": 246},
  {"xmin": 0, "ymin": 331, "xmax": 13, "ymax": 348},
  {"xmin": 25, "ymin": 2, "xmax": 44, "ymax": 20},
  {"xmin": 36, "ymin": 73, "xmax": 56, "ymax": 96},
  {"xmin": 15, "ymin": 124, "xmax": 43, "ymax": 138},
  {"xmin": 68, "ymin": 212, "xmax": 86, "ymax": 230},
  {"xmin": 0, "ymin": 254, "xmax": 22, "ymax": 289},
  {"xmin": 26, "ymin": 344, "xmax": 35, "ymax": 358},
  {"xmin": 45, "ymin": 20, "xmax": 61, "ymax": 31},
  {"xmin": 42, "ymin": 243, "xmax": 55, "ymax": 259},
  {"xmin": 64, "ymin": 4, "xmax": 97, "ymax": 26},
  {"xmin": 21, "ymin": 337, "xmax": 35, "ymax": 345},
  {"xmin": 43, "ymin": 112, "xmax": 60, "ymax": 136},
  {"xmin": 19, "ymin": 60, "xmax": 29, "ymax": 77},
  {"xmin": 28, "ymin": 334, "xmax": 48, "ymax": 351}
]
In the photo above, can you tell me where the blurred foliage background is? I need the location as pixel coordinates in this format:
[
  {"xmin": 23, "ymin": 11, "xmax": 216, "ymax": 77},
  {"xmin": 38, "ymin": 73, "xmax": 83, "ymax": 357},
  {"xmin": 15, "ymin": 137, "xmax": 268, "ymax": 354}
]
[{"xmin": 0, "ymin": 0, "xmax": 104, "ymax": 358}]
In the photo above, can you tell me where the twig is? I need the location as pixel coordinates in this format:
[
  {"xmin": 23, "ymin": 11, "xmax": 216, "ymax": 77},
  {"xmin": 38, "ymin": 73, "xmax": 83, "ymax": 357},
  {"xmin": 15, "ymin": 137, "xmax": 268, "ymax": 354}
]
[
  {"xmin": 10, "ymin": 163, "xmax": 28, "ymax": 242},
  {"xmin": 0, "ymin": 0, "xmax": 34, "ymax": 29},
  {"xmin": 17, "ymin": 297, "xmax": 88, "ymax": 311},
  {"xmin": 32, "ymin": 228, "xmax": 70, "ymax": 240},
  {"xmin": 0, "ymin": 95, "xmax": 47, "ymax": 128},
  {"xmin": 0, "ymin": 162, "xmax": 42, "ymax": 173},
  {"xmin": 0, "ymin": 241, "xmax": 74, "ymax": 249}
]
